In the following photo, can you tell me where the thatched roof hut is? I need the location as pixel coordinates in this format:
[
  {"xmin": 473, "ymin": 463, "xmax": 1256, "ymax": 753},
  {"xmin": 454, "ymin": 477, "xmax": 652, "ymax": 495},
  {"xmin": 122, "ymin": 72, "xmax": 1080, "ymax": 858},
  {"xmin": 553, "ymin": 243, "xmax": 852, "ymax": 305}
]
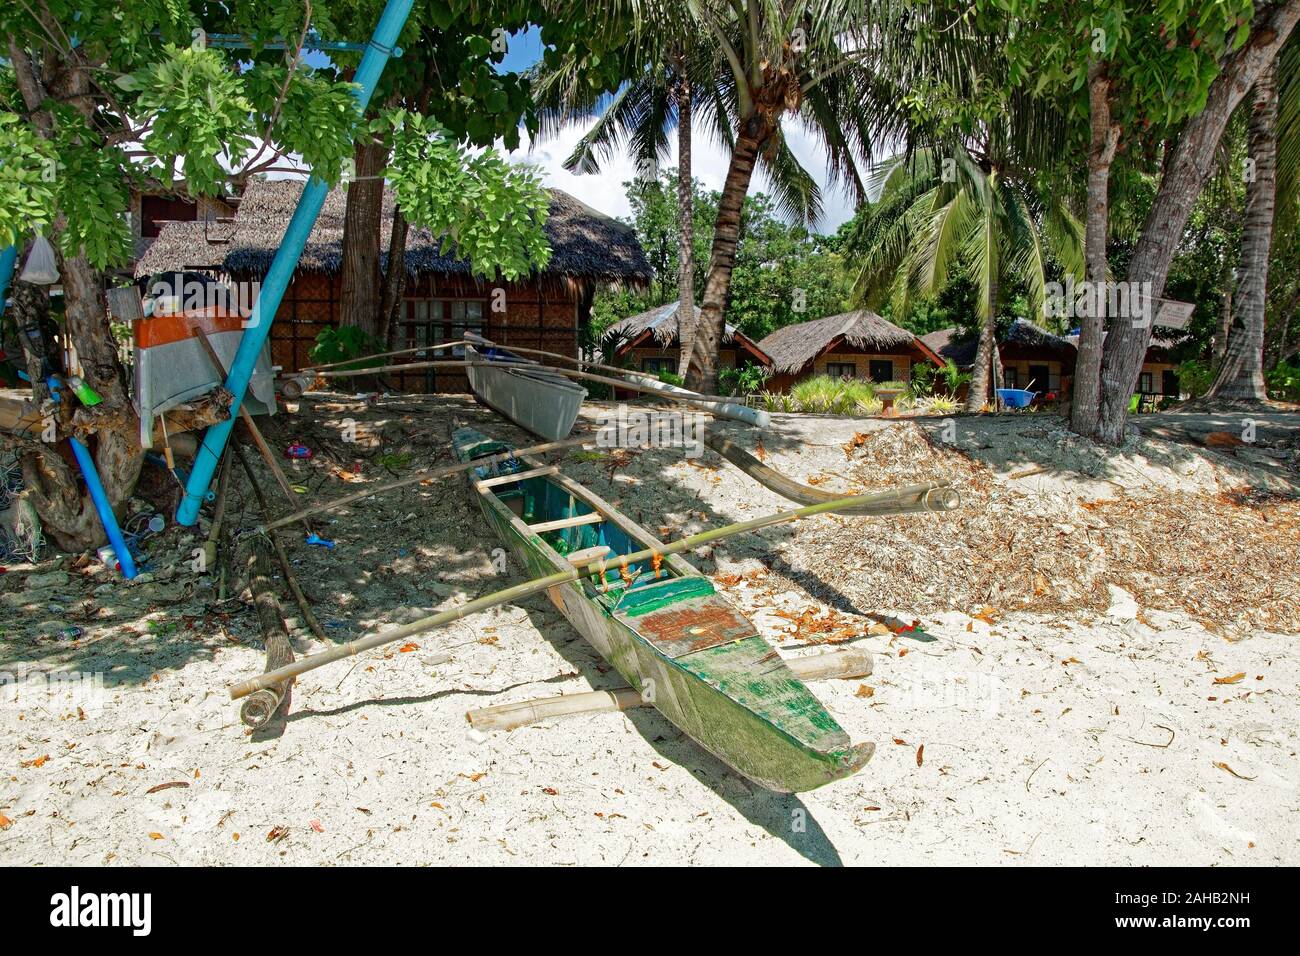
[
  {"xmin": 923, "ymin": 320, "xmax": 1077, "ymax": 368},
  {"xmin": 133, "ymin": 220, "xmax": 236, "ymax": 279},
  {"xmin": 603, "ymin": 300, "xmax": 772, "ymax": 368},
  {"xmin": 758, "ymin": 310, "xmax": 939, "ymax": 376},
  {"xmin": 150, "ymin": 178, "xmax": 651, "ymax": 284}
]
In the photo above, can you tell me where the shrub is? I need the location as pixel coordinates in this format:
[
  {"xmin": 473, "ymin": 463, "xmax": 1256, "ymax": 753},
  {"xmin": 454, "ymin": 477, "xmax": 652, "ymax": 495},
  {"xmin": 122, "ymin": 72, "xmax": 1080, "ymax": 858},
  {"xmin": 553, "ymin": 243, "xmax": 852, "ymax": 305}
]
[
  {"xmin": 921, "ymin": 394, "xmax": 960, "ymax": 415},
  {"xmin": 1266, "ymin": 361, "xmax": 1300, "ymax": 402},
  {"xmin": 1174, "ymin": 358, "xmax": 1213, "ymax": 398},
  {"xmin": 657, "ymin": 370, "xmax": 685, "ymax": 387},
  {"xmin": 937, "ymin": 359, "xmax": 970, "ymax": 396},
  {"xmin": 718, "ymin": 362, "xmax": 771, "ymax": 397},
  {"xmin": 910, "ymin": 362, "xmax": 936, "ymax": 397},
  {"xmin": 310, "ymin": 326, "xmax": 385, "ymax": 369}
]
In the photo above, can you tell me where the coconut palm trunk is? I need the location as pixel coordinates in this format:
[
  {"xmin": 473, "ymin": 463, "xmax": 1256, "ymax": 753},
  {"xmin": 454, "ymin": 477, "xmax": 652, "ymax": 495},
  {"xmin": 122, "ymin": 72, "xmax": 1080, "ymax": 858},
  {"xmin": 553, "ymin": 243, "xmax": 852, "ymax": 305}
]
[
  {"xmin": 673, "ymin": 71, "xmax": 697, "ymax": 378},
  {"xmin": 1207, "ymin": 62, "xmax": 1278, "ymax": 402},
  {"xmin": 685, "ymin": 118, "xmax": 768, "ymax": 394},
  {"xmin": 1071, "ymin": 62, "xmax": 1119, "ymax": 436},
  {"xmin": 1095, "ymin": 2, "xmax": 1300, "ymax": 444},
  {"xmin": 968, "ymin": 276, "xmax": 998, "ymax": 411},
  {"xmin": 378, "ymin": 205, "xmax": 409, "ymax": 347}
]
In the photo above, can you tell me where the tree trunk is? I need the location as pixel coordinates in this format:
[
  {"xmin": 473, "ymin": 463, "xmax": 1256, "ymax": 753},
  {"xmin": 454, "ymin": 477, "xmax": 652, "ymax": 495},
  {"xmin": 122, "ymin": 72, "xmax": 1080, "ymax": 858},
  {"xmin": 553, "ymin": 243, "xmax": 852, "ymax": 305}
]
[
  {"xmin": 1071, "ymin": 62, "xmax": 1119, "ymax": 437},
  {"xmin": 378, "ymin": 204, "xmax": 409, "ymax": 347},
  {"xmin": 1212, "ymin": 255, "xmax": 1234, "ymax": 368},
  {"xmin": 968, "ymin": 274, "xmax": 998, "ymax": 412},
  {"xmin": 1207, "ymin": 62, "xmax": 1278, "ymax": 402},
  {"xmin": 1096, "ymin": 2, "xmax": 1300, "ymax": 443},
  {"xmin": 684, "ymin": 116, "xmax": 768, "ymax": 394},
  {"xmin": 673, "ymin": 72, "xmax": 697, "ymax": 378},
  {"xmin": 338, "ymin": 137, "xmax": 389, "ymax": 337},
  {"xmin": 10, "ymin": 38, "xmax": 144, "ymax": 550}
]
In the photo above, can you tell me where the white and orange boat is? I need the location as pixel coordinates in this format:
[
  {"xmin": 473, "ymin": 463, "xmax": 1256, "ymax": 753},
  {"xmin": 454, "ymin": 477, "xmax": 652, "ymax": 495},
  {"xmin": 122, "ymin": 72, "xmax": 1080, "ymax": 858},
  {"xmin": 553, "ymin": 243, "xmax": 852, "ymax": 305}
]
[{"xmin": 133, "ymin": 273, "xmax": 276, "ymax": 449}]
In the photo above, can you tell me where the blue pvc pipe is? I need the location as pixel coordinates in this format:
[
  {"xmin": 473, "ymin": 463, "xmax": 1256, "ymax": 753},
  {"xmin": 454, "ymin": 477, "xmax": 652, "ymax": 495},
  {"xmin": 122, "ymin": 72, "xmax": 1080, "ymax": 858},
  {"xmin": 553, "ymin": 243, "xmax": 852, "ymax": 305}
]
[
  {"xmin": 175, "ymin": 0, "xmax": 416, "ymax": 526},
  {"xmin": 69, "ymin": 437, "xmax": 139, "ymax": 579},
  {"xmin": 0, "ymin": 245, "xmax": 16, "ymax": 318}
]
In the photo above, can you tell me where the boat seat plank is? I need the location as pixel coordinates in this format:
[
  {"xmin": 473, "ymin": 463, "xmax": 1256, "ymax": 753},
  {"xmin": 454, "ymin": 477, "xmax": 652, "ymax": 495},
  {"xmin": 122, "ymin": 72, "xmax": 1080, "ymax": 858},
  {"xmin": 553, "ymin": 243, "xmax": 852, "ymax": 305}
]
[
  {"xmin": 475, "ymin": 465, "xmax": 558, "ymax": 490},
  {"xmin": 566, "ymin": 545, "xmax": 612, "ymax": 566},
  {"xmin": 528, "ymin": 512, "xmax": 603, "ymax": 534}
]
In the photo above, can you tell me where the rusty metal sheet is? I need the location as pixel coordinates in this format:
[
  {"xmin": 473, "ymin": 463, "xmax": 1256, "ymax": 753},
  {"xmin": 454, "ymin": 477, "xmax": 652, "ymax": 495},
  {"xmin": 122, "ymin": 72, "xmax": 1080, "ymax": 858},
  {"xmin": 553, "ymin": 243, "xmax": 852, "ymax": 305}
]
[{"xmin": 614, "ymin": 593, "xmax": 757, "ymax": 659}]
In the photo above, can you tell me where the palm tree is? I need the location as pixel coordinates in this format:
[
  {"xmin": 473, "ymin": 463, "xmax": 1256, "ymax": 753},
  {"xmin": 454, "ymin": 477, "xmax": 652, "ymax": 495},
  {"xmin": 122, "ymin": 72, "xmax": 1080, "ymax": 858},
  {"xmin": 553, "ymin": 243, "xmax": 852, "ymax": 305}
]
[
  {"xmin": 532, "ymin": 15, "xmax": 825, "ymax": 378},
  {"xmin": 673, "ymin": 0, "xmax": 902, "ymax": 393},
  {"xmin": 1207, "ymin": 34, "xmax": 1298, "ymax": 401},
  {"xmin": 849, "ymin": 145, "xmax": 1084, "ymax": 411}
]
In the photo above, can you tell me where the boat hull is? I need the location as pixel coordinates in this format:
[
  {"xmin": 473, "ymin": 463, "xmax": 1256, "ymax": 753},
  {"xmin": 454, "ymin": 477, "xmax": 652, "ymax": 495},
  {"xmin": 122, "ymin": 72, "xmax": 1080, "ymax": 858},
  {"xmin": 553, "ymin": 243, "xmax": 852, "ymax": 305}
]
[
  {"xmin": 133, "ymin": 307, "xmax": 275, "ymax": 449},
  {"xmin": 464, "ymin": 343, "xmax": 586, "ymax": 441},
  {"xmin": 454, "ymin": 428, "xmax": 872, "ymax": 793}
]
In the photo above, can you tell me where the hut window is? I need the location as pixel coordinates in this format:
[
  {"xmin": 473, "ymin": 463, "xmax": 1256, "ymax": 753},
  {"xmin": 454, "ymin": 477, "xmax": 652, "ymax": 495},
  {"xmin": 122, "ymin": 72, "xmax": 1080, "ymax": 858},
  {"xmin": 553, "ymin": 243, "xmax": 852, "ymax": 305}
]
[
  {"xmin": 402, "ymin": 298, "xmax": 485, "ymax": 348},
  {"xmin": 1138, "ymin": 371, "xmax": 1154, "ymax": 394},
  {"xmin": 641, "ymin": 357, "xmax": 673, "ymax": 375},
  {"xmin": 868, "ymin": 360, "xmax": 893, "ymax": 382},
  {"xmin": 1003, "ymin": 367, "xmax": 1018, "ymax": 389},
  {"xmin": 826, "ymin": 362, "xmax": 856, "ymax": 379}
]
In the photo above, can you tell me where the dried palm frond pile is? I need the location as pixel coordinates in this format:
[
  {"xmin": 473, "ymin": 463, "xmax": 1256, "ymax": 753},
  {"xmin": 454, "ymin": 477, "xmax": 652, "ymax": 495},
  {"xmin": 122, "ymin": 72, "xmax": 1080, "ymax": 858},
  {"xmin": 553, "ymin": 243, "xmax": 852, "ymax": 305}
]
[{"xmin": 783, "ymin": 423, "xmax": 1299, "ymax": 634}]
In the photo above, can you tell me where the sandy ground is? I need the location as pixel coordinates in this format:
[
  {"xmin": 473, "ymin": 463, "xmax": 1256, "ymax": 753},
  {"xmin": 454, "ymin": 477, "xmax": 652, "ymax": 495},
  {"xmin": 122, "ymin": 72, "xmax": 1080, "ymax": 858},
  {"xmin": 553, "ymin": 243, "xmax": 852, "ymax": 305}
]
[{"xmin": 1, "ymin": 397, "xmax": 1296, "ymax": 866}]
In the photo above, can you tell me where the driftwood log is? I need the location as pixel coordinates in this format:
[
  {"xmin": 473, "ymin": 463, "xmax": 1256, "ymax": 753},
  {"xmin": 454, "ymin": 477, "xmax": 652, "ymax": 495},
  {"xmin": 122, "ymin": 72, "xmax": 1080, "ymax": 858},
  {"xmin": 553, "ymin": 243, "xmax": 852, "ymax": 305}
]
[
  {"xmin": 466, "ymin": 646, "xmax": 874, "ymax": 732},
  {"xmin": 233, "ymin": 441, "xmax": 328, "ymax": 641},
  {"xmin": 239, "ymin": 534, "xmax": 296, "ymax": 729}
]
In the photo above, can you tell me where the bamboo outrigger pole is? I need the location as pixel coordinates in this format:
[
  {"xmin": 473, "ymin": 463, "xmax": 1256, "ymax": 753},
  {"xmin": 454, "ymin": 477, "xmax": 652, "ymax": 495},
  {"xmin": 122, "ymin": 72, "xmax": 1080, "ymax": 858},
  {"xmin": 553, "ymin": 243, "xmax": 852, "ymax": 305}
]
[
  {"xmin": 258, "ymin": 434, "xmax": 596, "ymax": 533},
  {"xmin": 310, "ymin": 358, "xmax": 767, "ymax": 426},
  {"xmin": 228, "ymin": 484, "xmax": 959, "ymax": 700},
  {"xmin": 466, "ymin": 646, "xmax": 874, "ymax": 732}
]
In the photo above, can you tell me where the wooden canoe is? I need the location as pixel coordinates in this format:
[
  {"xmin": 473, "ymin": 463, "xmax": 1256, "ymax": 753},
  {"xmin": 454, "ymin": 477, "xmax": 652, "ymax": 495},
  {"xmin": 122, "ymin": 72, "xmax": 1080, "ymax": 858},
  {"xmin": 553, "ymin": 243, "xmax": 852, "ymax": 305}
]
[
  {"xmin": 463, "ymin": 334, "xmax": 586, "ymax": 441},
  {"xmin": 454, "ymin": 426, "xmax": 873, "ymax": 793}
]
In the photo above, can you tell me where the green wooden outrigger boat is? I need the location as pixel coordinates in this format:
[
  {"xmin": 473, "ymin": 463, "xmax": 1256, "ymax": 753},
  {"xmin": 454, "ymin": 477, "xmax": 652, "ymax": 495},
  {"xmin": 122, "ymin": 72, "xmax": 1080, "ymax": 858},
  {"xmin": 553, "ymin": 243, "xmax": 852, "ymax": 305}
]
[{"xmin": 454, "ymin": 426, "xmax": 874, "ymax": 793}]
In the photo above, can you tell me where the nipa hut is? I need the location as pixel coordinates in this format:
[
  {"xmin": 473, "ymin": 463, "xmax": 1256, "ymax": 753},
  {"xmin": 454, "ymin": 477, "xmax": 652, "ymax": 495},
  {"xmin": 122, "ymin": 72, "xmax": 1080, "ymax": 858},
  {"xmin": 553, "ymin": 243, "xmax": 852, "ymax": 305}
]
[
  {"xmin": 923, "ymin": 319, "xmax": 1077, "ymax": 398},
  {"xmin": 136, "ymin": 177, "xmax": 651, "ymax": 392},
  {"xmin": 603, "ymin": 301, "xmax": 772, "ymax": 375},
  {"xmin": 757, "ymin": 310, "xmax": 942, "ymax": 391}
]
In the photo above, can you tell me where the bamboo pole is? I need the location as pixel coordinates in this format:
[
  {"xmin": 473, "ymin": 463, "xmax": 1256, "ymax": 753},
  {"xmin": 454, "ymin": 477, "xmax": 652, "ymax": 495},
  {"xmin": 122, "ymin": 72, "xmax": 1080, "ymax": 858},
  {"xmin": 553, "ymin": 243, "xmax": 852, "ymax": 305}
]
[
  {"xmin": 194, "ymin": 329, "xmax": 313, "ymax": 537},
  {"xmin": 202, "ymin": 451, "xmax": 233, "ymax": 571},
  {"xmin": 299, "ymin": 340, "xmax": 465, "ymax": 373},
  {"xmin": 702, "ymin": 433, "xmax": 963, "ymax": 515},
  {"xmin": 228, "ymin": 485, "xmax": 956, "ymax": 700},
  {"xmin": 313, "ymin": 359, "xmax": 749, "ymax": 409},
  {"xmin": 466, "ymin": 646, "xmax": 874, "ymax": 731},
  {"xmin": 259, "ymin": 434, "xmax": 596, "ymax": 533}
]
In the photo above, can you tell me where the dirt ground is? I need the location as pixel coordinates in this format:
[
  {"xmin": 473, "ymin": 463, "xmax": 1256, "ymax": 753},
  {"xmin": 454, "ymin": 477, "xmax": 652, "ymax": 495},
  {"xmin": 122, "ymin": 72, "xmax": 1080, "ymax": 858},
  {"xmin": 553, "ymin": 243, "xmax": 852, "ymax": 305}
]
[{"xmin": 1, "ymin": 395, "xmax": 1296, "ymax": 866}]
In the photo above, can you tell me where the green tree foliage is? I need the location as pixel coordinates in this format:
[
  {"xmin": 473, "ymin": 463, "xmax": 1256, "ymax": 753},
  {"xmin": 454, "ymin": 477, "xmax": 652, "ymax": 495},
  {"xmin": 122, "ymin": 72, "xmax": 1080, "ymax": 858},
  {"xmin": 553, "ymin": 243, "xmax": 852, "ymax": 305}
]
[
  {"xmin": 385, "ymin": 111, "xmax": 550, "ymax": 281},
  {"xmin": 588, "ymin": 171, "xmax": 853, "ymax": 343}
]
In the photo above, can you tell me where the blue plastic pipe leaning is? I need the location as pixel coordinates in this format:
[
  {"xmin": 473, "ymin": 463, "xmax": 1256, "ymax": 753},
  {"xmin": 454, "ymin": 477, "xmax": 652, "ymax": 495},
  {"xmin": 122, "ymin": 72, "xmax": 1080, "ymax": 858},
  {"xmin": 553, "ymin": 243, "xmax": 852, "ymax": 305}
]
[
  {"xmin": 175, "ymin": 0, "xmax": 416, "ymax": 526},
  {"xmin": 0, "ymin": 245, "xmax": 16, "ymax": 317},
  {"xmin": 70, "ymin": 438, "xmax": 140, "ymax": 578}
]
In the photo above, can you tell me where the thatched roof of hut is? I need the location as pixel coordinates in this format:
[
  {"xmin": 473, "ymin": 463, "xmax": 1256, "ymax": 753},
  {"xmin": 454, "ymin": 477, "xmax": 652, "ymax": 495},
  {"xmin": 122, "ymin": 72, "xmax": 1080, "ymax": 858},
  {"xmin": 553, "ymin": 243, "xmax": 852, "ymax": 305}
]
[
  {"xmin": 603, "ymin": 301, "xmax": 771, "ymax": 364},
  {"xmin": 133, "ymin": 221, "xmax": 235, "ymax": 278},
  {"xmin": 923, "ymin": 319, "xmax": 1077, "ymax": 367},
  {"xmin": 758, "ymin": 310, "xmax": 931, "ymax": 374},
  {"xmin": 201, "ymin": 178, "xmax": 650, "ymax": 283}
]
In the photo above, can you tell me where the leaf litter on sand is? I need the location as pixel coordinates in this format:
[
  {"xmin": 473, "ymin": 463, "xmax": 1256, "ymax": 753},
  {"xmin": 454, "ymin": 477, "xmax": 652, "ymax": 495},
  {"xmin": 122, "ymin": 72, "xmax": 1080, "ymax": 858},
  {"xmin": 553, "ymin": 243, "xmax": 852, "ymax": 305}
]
[{"xmin": 788, "ymin": 422, "xmax": 1300, "ymax": 633}]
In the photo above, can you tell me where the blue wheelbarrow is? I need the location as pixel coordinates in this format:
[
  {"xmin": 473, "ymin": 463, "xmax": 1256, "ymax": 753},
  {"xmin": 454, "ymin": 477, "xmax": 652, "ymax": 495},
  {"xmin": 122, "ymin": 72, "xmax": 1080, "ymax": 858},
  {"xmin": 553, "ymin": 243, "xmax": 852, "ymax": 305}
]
[{"xmin": 995, "ymin": 387, "xmax": 1038, "ymax": 409}]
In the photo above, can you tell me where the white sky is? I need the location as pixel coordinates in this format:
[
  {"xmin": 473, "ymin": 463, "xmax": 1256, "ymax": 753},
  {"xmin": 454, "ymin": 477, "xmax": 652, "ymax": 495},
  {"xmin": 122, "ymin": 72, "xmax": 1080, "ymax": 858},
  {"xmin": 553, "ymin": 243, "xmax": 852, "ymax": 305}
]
[{"xmin": 509, "ymin": 116, "xmax": 865, "ymax": 232}]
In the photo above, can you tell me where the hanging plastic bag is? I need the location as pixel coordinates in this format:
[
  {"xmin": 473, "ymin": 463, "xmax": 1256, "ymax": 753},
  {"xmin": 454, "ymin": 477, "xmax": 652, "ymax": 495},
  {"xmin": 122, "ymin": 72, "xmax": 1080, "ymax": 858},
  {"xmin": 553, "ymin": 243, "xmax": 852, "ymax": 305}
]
[{"xmin": 20, "ymin": 235, "xmax": 60, "ymax": 285}]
